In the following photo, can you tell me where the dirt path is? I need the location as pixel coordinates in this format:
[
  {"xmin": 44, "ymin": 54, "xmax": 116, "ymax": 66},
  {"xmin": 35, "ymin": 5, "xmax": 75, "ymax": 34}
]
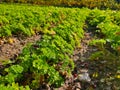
[{"xmin": 52, "ymin": 31, "xmax": 97, "ymax": 90}]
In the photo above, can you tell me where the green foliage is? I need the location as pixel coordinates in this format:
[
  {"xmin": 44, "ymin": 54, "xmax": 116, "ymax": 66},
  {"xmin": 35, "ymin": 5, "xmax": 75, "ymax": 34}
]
[
  {"xmin": 113, "ymin": 11, "xmax": 120, "ymax": 25},
  {"xmin": 2, "ymin": 3, "xmax": 120, "ymax": 90},
  {"xmin": 87, "ymin": 9, "xmax": 120, "ymax": 50},
  {"xmin": 0, "ymin": 83, "xmax": 30, "ymax": 90},
  {"xmin": 0, "ymin": 4, "xmax": 89, "ymax": 89},
  {"xmin": 87, "ymin": 9, "xmax": 111, "ymax": 27},
  {"xmin": 0, "ymin": 65, "xmax": 23, "ymax": 84},
  {"xmin": 0, "ymin": 4, "xmax": 89, "ymax": 38},
  {"xmin": 5, "ymin": 65, "xmax": 23, "ymax": 74}
]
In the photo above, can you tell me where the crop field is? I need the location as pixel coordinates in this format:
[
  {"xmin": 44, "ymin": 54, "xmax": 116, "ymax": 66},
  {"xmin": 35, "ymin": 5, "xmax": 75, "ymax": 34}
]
[{"xmin": 0, "ymin": 3, "xmax": 120, "ymax": 90}]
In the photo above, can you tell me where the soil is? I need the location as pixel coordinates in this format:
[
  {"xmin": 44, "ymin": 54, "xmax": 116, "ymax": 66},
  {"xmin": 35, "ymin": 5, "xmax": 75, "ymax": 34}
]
[{"xmin": 0, "ymin": 34, "xmax": 41, "ymax": 62}]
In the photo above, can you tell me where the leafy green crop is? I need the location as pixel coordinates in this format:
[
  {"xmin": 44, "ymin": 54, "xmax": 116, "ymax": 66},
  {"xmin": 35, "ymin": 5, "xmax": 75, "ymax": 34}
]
[
  {"xmin": 87, "ymin": 9, "xmax": 120, "ymax": 50},
  {"xmin": 0, "ymin": 4, "xmax": 90, "ymax": 89},
  {"xmin": 1, "ymin": 3, "xmax": 120, "ymax": 90}
]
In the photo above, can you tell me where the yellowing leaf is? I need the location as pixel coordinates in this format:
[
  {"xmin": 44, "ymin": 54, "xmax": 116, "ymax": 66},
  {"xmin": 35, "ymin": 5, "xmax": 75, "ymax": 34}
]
[
  {"xmin": 8, "ymin": 38, "xmax": 14, "ymax": 44},
  {"xmin": 50, "ymin": 30, "xmax": 56, "ymax": 35},
  {"xmin": 92, "ymin": 72, "xmax": 98, "ymax": 77},
  {"xmin": 115, "ymin": 75, "xmax": 120, "ymax": 79}
]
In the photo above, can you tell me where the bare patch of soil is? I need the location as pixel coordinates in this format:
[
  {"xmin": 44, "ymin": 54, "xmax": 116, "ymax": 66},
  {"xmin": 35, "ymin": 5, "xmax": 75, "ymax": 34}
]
[{"xmin": 0, "ymin": 34, "xmax": 41, "ymax": 61}]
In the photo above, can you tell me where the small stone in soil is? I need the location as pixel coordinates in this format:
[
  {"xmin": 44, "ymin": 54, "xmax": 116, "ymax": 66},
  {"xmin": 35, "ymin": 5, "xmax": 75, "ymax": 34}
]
[{"xmin": 77, "ymin": 70, "xmax": 91, "ymax": 82}]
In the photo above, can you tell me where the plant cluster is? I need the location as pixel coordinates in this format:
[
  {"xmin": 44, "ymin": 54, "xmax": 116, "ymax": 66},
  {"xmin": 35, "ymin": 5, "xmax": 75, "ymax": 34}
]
[
  {"xmin": 87, "ymin": 8, "xmax": 120, "ymax": 51},
  {"xmin": 0, "ymin": 4, "xmax": 90, "ymax": 89},
  {"xmin": 1, "ymin": 3, "xmax": 120, "ymax": 89}
]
